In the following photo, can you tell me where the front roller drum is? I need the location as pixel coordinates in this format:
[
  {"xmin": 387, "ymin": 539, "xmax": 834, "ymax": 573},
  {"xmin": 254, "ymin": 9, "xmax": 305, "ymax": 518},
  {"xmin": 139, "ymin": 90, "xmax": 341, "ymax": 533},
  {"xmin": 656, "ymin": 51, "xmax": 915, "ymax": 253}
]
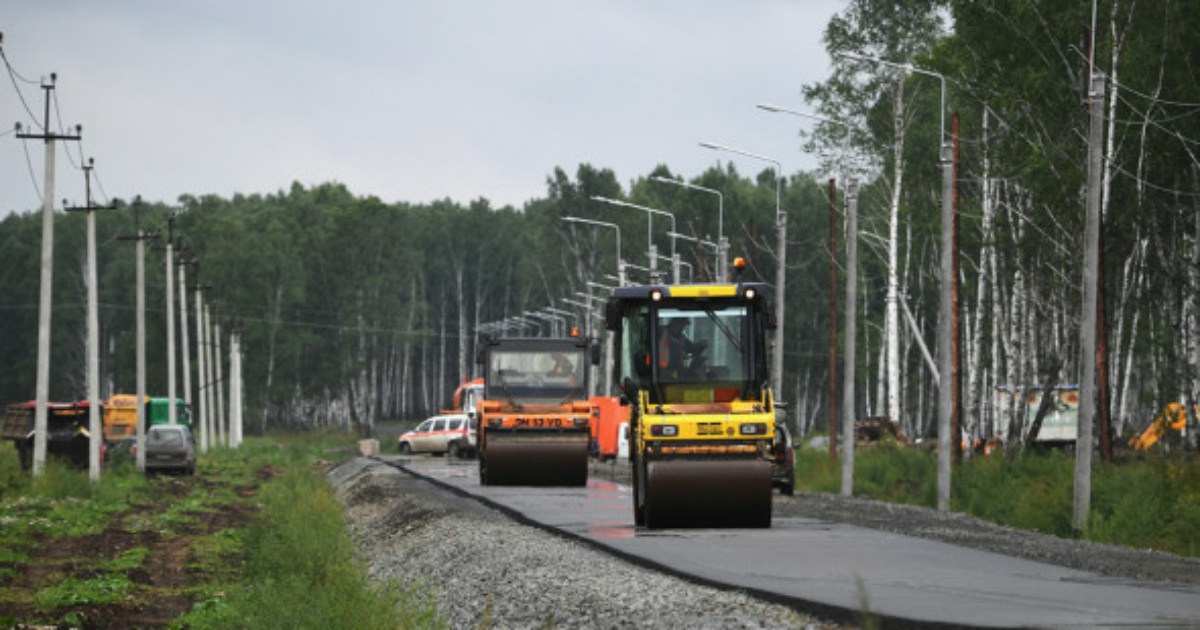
[
  {"xmin": 644, "ymin": 459, "xmax": 772, "ymax": 529},
  {"xmin": 481, "ymin": 434, "xmax": 589, "ymax": 486}
]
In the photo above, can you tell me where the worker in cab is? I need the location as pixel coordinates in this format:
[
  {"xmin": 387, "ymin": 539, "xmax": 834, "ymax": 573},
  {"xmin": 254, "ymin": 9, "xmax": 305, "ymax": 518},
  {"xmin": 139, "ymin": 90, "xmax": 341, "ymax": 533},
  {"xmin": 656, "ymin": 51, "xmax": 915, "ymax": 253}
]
[
  {"xmin": 658, "ymin": 318, "xmax": 706, "ymax": 380},
  {"xmin": 547, "ymin": 353, "xmax": 578, "ymax": 386}
]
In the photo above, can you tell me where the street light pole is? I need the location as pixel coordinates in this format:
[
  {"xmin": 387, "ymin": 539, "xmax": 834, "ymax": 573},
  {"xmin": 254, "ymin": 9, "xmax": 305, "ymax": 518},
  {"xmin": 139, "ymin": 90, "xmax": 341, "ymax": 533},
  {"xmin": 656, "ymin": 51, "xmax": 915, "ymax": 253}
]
[
  {"xmin": 838, "ymin": 51, "xmax": 955, "ymax": 511},
  {"xmin": 563, "ymin": 216, "xmax": 625, "ymax": 286},
  {"xmin": 700, "ymin": 142, "xmax": 786, "ymax": 398},
  {"xmin": 649, "ymin": 176, "xmax": 725, "ymax": 281},
  {"xmin": 757, "ymin": 103, "xmax": 862, "ymax": 496},
  {"xmin": 590, "ymin": 196, "xmax": 676, "ymax": 284}
]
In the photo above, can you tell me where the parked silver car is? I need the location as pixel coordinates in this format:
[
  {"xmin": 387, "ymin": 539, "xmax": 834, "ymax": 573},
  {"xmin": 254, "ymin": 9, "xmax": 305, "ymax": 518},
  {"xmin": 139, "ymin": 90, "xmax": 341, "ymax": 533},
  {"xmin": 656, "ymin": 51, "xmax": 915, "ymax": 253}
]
[
  {"xmin": 140, "ymin": 424, "xmax": 197, "ymax": 475},
  {"xmin": 398, "ymin": 413, "xmax": 475, "ymax": 458}
]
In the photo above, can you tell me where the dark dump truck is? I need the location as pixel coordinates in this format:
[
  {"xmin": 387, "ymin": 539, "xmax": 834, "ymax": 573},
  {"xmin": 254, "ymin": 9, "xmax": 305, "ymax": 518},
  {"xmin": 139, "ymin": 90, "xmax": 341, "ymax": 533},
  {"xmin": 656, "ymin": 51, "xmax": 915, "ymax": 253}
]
[{"xmin": 2, "ymin": 400, "xmax": 95, "ymax": 470}]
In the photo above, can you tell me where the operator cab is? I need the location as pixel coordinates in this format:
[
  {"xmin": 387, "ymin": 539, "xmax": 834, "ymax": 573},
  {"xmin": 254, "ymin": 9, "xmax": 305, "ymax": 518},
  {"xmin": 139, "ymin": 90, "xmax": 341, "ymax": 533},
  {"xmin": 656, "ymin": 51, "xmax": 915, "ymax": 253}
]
[{"xmin": 607, "ymin": 282, "xmax": 773, "ymax": 406}]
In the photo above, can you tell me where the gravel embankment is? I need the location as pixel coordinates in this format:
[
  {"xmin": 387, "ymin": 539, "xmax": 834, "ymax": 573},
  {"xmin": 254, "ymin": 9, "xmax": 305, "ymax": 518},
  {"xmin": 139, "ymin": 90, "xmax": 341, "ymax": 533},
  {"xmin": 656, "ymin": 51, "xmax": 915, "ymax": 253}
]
[{"xmin": 330, "ymin": 457, "xmax": 844, "ymax": 629}]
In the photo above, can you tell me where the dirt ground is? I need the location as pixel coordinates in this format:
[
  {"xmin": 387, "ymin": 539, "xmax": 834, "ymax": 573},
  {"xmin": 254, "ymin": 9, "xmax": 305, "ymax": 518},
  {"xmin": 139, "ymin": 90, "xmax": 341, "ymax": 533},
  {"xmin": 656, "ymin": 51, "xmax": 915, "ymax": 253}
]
[{"xmin": 0, "ymin": 470, "xmax": 263, "ymax": 629}]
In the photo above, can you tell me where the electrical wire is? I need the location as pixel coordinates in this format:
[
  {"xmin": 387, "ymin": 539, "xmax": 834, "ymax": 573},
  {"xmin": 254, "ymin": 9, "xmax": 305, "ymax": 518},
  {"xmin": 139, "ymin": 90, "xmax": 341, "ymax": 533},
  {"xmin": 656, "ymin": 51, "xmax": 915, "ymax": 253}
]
[
  {"xmin": 20, "ymin": 137, "xmax": 43, "ymax": 203},
  {"xmin": 91, "ymin": 167, "xmax": 112, "ymax": 206},
  {"xmin": 51, "ymin": 87, "xmax": 85, "ymax": 171},
  {"xmin": 0, "ymin": 45, "xmax": 43, "ymax": 131},
  {"xmin": 1108, "ymin": 162, "xmax": 1200, "ymax": 198}
]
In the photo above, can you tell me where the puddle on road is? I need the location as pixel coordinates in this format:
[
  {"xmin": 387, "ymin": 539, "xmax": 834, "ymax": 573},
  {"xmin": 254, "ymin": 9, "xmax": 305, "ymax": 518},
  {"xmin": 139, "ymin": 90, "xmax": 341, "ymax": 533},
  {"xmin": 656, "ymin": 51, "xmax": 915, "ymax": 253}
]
[{"xmin": 587, "ymin": 521, "xmax": 636, "ymax": 539}]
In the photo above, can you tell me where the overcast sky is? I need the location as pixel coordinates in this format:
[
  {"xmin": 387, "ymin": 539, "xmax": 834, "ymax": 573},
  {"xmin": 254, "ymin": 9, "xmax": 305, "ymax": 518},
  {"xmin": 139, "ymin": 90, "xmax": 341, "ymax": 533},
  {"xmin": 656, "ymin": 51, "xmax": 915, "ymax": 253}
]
[{"xmin": 1, "ymin": 1, "xmax": 843, "ymax": 217}]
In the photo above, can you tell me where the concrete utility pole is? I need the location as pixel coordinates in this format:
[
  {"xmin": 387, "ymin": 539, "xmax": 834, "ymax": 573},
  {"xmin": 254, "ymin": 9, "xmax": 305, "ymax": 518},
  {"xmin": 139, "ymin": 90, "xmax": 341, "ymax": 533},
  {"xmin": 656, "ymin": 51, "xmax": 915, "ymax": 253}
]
[
  {"xmin": 193, "ymin": 284, "xmax": 209, "ymax": 452},
  {"xmin": 841, "ymin": 182, "xmax": 859, "ymax": 497},
  {"xmin": 164, "ymin": 216, "xmax": 177, "ymax": 425},
  {"xmin": 828, "ymin": 179, "xmax": 838, "ymax": 462},
  {"xmin": 117, "ymin": 200, "xmax": 150, "ymax": 471},
  {"xmin": 15, "ymin": 74, "xmax": 81, "ymax": 476},
  {"xmin": 65, "ymin": 158, "xmax": 114, "ymax": 481},
  {"xmin": 229, "ymin": 326, "xmax": 243, "ymax": 448},
  {"xmin": 215, "ymin": 320, "xmax": 226, "ymax": 447},
  {"xmin": 177, "ymin": 251, "xmax": 192, "ymax": 420},
  {"xmin": 203, "ymin": 302, "xmax": 217, "ymax": 449},
  {"xmin": 1076, "ymin": 71, "xmax": 1106, "ymax": 534},
  {"xmin": 936, "ymin": 137, "xmax": 955, "ymax": 512}
]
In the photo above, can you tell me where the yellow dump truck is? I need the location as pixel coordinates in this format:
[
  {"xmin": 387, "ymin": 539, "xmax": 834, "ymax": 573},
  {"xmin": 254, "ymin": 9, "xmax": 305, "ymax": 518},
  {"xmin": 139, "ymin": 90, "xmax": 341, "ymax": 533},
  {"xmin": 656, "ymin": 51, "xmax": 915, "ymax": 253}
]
[{"xmin": 103, "ymin": 394, "xmax": 141, "ymax": 442}]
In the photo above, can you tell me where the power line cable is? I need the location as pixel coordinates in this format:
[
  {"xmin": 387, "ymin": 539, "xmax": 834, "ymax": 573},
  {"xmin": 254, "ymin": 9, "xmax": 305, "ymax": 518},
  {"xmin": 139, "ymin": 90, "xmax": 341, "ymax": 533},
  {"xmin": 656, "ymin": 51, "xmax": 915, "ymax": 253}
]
[
  {"xmin": 51, "ymin": 87, "xmax": 84, "ymax": 171},
  {"xmin": 0, "ymin": 43, "xmax": 43, "ymax": 130},
  {"xmin": 20, "ymin": 136, "xmax": 42, "ymax": 202}
]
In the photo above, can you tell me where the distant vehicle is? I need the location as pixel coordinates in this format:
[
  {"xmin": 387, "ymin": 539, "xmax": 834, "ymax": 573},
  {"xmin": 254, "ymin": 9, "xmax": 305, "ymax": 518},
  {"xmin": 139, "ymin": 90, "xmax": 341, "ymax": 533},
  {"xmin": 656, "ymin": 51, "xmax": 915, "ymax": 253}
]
[
  {"xmin": 2, "ymin": 401, "xmax": 96, "ymax": 470},
  {"xmin": 771, "ymin": 421, "xmax": 795, "ymax": 496},
  {"xmin": 398, "ymin": 413, "xmax": 475, "ymax": 458},
  {"xmin": 139, "ymin": 424, "xmax": 197, "ymax": 475},
  {"xmin": 146, "ymin": 397, "xmax": 192, "ymax": 429}
]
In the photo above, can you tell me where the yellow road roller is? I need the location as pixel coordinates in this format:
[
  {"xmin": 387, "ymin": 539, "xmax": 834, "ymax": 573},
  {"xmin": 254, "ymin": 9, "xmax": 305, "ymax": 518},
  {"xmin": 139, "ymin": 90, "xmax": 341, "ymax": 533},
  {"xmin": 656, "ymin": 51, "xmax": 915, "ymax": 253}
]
[
  {"xmin": 605, "ymin": 272, "xmax": 778, "ymax": 528},
  {"xmin": 475, "ymin": 334, "xmax": 597, "ymax": 486}
]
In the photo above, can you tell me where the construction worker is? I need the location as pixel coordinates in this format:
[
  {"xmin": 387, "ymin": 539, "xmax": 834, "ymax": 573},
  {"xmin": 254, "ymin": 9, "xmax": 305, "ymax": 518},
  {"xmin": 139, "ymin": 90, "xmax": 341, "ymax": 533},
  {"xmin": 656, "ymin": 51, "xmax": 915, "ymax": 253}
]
[{"xmin": 658, "ymin": 318, "xmax": 706, "ymax": 379}]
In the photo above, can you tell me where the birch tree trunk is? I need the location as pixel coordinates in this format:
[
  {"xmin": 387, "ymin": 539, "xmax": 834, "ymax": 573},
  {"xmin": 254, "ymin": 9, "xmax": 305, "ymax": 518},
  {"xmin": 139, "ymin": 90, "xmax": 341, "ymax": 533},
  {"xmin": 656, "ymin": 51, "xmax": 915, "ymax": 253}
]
[{"xmin": 884, "ymin": 78, "xmax": 907, "ymax": 428}]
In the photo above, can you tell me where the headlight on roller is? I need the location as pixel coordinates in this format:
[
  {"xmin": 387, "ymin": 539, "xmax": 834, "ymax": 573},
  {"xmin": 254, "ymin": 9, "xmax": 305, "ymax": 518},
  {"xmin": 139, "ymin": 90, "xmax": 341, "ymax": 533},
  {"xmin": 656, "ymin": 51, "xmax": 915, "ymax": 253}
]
[
  {"xmin": 739, "ymin": 423, "xmax": 768, "ymax": 436},
  {"xmin": 650, "ymin": 424, "xmax": 678, "ymax": 437},
  {"xmin": 488, "ymin": 417, "xmax": 504, "ymax": 427}
]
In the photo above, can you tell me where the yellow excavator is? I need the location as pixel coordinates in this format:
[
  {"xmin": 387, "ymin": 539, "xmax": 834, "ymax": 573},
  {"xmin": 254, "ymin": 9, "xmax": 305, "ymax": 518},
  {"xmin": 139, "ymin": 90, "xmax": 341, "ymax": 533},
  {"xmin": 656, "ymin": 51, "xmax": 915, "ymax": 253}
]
[
  {"xmin": 605, "ymin": 260, "xmax": 778, "ymax": 528},
  {"xmin": 1130, "ymin": 402, "xmax": 1194, "ymax": 452}
]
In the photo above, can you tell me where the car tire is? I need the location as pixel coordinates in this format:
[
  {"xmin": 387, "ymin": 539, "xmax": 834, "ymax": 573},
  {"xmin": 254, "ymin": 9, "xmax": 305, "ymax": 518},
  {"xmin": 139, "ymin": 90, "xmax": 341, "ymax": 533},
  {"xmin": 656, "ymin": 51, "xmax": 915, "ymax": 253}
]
[
  {"xmin": 448, "ymin": 441, "xmax": 461, "ymax": 459},
  {"xmin": 398, "ymin": 442, "xmax": 412, "ymax": 455}
]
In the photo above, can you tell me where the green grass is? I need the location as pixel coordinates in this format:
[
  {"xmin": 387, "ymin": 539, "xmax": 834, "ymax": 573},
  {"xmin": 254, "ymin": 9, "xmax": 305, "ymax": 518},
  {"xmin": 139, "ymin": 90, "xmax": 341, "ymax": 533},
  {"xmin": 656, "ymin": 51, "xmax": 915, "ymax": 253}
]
[
  {"xmin": 794, "ymin": 439, "xmax": 1200, "ymax": 556},
  {"xmin": 1, "ymin": 431, "xmax": 445, "ymax": 629},
  {"xmin": 36, "ymin": 572, "xmax": 134, "ymax": 609},
  {"xmin": 177, "ymin": 462, "xmax": 443, "ymax": 630}
]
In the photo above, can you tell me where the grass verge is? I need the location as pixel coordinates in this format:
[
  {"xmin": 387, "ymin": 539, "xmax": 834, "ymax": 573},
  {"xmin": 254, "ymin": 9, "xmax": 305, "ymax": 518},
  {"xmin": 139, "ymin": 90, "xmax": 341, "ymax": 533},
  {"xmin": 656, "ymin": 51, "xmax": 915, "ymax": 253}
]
[{"xmin": 794, "ymin": 438, "xmax": 1200, "ymax": 556}]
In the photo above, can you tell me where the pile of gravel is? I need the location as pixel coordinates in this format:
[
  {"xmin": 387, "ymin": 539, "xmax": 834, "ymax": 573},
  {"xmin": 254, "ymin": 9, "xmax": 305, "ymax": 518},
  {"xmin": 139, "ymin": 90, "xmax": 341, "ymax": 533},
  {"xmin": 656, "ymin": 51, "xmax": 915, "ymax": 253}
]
[{"xmin": 330, "ymin": 458, "xmax": 842, "ymax": 629}]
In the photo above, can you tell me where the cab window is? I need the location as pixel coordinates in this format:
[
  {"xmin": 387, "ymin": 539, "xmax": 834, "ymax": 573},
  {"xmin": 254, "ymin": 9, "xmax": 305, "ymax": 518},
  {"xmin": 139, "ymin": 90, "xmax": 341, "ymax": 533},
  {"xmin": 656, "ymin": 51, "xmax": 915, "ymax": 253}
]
[{"xmin": 415, "ymin": 420, "xmax": 432, "ymax": 433}]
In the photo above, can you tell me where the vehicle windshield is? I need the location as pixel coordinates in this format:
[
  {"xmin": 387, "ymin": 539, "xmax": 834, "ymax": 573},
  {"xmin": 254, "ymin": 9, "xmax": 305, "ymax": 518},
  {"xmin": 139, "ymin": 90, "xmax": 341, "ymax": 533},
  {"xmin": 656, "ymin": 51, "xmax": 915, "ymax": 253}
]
[
  {"xmin": 621, "ymin": 301, "xmax": 767, "ymax": 404},
  {"xmin": 487, "ymin": 349, "xmax": 585, "ymax": 405}
]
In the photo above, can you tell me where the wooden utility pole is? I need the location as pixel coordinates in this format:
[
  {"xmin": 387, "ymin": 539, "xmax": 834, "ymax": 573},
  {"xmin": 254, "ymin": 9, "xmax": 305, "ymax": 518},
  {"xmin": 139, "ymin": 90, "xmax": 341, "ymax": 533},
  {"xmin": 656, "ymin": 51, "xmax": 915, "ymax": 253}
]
[
  {"xmin": 16, "ymin": 73, "xmax": 81, "ymax": 476},
  {"xmin": 65, "ymin": 158, "xmax": 115, "ymax": 481},
  {"xmin": 1076, "ymin": 71, "xmax": 1106, "ymax": 534},
  {"xmin": 828, "ymin": 178, "xmax": 839, "ymax": 461}
]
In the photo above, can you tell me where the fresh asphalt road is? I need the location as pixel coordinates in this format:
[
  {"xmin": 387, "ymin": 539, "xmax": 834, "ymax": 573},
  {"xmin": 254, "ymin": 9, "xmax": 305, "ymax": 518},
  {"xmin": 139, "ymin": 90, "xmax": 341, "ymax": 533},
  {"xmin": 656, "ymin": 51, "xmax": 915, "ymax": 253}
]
[{"xmin": 383, "ymin": 455, "xmax": 1200, "ymax": 629}]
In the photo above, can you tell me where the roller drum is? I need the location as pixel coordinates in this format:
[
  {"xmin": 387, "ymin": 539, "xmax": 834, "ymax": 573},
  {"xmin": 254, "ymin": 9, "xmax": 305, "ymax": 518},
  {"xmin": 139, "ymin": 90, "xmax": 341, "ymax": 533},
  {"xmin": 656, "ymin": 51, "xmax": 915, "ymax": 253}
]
[
  {"xmin": 644, "ymin": 459, "xmax": 772, "ymax": 528},
  {"xmin": 481, "ymin": 433, "xmax": 589, "ymax": 486}
]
